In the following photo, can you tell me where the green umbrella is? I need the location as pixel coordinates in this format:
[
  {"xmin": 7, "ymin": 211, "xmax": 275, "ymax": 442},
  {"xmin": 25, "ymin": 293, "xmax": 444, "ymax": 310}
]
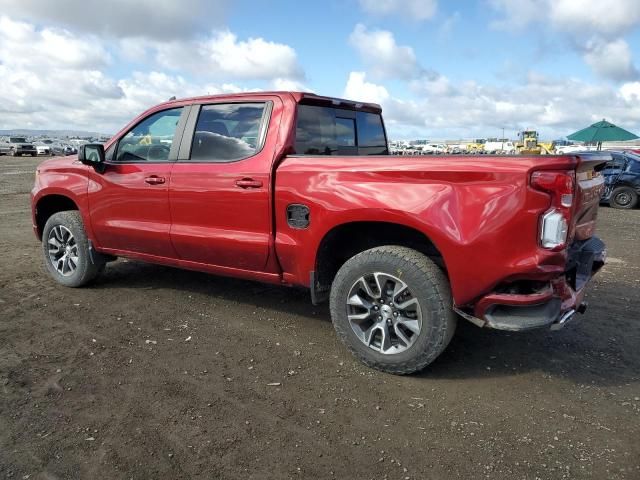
[{"xmin": 567, "ymin": 119, "xmax": 639, "ymax": 150}]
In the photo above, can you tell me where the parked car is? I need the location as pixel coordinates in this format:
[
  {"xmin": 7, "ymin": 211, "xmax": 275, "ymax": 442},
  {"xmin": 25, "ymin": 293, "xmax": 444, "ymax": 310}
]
[
  {"xmin": 0, "ymin": 138, "xmax": 11, "ymax": 156},
  {"xmin": 484, "ymin": 140, "xmax": 516, "ymax": 154},
  {"xmin": 555, "ymin": 144, "xmax": 598, "ymax": 154},
  {"xmin": 35, "ymin": 144, "xmax": 52, "ymax": 156},
  {"xmin": 601, "ymin": 150, "xmax": 640, "ymax": 209},
  {"xmin": 31, "ymin": 91, "xmax": 607, "ymax": 374},
  {"xmin": 50, "ymin": 144, "xmax": 78, "ymax": 156},
  {"xmin": 421, "ymin": 143, "xmax": 447, "ymax": 154},
  {"xmin": 8, "ymin": 137, "xmax": 37, "ymax": 156}
]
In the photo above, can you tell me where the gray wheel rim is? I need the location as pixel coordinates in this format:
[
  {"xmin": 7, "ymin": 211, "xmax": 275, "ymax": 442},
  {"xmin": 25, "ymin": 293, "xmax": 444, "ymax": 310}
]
[
  {"xmin": 346, "ymin": 272, "xmax": 422, "ymax": 355},
  {"xmin": 615, "ymin": 191, "xmax": 631, "ymax": 206},
  {"xmin": 47, "ymin": 225, "xmax": 79, "ymax": 276}
]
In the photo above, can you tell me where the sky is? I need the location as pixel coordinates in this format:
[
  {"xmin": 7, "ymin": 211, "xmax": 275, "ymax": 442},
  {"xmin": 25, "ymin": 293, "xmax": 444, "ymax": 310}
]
[{"xmin": 0, "ymin": 0, "xmax": 639, "ymax": 140}]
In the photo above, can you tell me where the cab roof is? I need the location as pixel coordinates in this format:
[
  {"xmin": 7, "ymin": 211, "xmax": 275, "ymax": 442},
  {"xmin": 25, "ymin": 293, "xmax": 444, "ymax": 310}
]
[{"xmin": 160, "ymin": 91, "xmax": 382, "ymax": 113}]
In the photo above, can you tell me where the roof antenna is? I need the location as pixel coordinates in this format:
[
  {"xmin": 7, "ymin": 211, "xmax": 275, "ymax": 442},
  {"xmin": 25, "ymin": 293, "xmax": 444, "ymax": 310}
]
[{"xmin": 168, "ymin": 96, "xmax": 176, "ymax": 101}]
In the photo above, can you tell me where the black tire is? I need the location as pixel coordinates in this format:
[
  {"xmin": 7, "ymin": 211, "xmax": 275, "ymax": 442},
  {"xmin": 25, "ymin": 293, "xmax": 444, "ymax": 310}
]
[
  {"xmin": 31, "ymin": 153, "xmax": 37, "ymax": 157},
  {"xmin": 610, "ymin": 186, "xmax": 638, "ymax": 209},
  {"xmin": 15, "ymin": 152, "xmax": 21, "ymax": 157},
  {"xmin": 330, "ymin": 246, "xmax": 457, "ymax": 375},
  {"xmin": 42, "ymin": 211, "xmax": 105, "ymax": 287}
]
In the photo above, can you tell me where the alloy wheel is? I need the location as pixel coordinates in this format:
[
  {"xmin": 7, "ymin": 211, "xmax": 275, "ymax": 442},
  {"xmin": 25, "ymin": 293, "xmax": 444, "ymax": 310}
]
[
  {"xmin": 346, "ymin": 272, "xmax": 422, "ymax": 354},
  {"xmin": 47, "ymin": 225, "xmax": 79, "ymax": 276}
]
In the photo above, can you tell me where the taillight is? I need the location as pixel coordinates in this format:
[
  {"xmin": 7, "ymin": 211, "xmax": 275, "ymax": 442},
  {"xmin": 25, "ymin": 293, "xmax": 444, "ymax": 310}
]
[{"xmin": 531, "ymin": 170, "xmax": 575, "ymax": 250}]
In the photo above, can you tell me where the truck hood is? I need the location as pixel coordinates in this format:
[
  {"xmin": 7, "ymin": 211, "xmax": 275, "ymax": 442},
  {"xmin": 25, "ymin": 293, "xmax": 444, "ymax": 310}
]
[{"xmin": 36, "ymin": 154, "xmax": 80, "ymax": 172}]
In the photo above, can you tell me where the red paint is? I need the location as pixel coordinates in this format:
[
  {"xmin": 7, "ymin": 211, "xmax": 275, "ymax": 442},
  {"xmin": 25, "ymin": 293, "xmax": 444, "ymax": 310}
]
[{"xmin": 31, "ymin": 91, "xmax": 606, "ymax": 322}]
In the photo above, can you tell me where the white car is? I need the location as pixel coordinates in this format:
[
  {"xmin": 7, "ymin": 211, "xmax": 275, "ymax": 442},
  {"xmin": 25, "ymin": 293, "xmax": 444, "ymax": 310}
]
[
  {"xmin": 484, "ymin": 141, "xmax": 516, "ymax": 154},
  {"xmin": 554, "ymin": 144, "xmax": 598, "ymax": 154},
  {"xmin": 36, "ymin": 144, "xmax": 52, "ymax": 155},
  {"xmin": 421, "ymin": 143, "xmax": 447, "ymax": 154}
]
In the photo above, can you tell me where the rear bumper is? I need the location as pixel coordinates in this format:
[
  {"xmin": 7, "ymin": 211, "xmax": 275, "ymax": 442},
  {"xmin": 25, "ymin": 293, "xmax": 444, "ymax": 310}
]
[{"xmin": 459, "ymin": 237, "xmax": 606, "ymax": 331}]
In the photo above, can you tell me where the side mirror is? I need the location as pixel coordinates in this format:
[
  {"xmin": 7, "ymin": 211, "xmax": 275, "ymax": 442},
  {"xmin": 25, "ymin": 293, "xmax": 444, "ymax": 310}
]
[{"xmin": 79, "ymin": 144, "xmax": 106, "ymax": 172}]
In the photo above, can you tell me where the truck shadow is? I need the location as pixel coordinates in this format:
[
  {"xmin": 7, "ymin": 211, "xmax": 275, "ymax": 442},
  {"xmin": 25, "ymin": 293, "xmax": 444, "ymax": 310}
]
[{"xmin": 93, "ymin": 260, "xmax": 638, "ymax": 388}]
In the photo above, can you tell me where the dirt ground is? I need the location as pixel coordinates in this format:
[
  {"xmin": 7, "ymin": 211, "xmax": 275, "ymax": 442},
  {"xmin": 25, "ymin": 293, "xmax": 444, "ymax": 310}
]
[{"xmin": 0, "ymin": 154, "xmax": 638, "ymax": 480}]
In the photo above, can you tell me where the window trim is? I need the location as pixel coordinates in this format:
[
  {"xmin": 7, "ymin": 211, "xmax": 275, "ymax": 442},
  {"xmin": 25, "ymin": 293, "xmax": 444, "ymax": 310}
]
[
  {"xmin": 177, "ymin": 101, "xmax": 273, "ymax": 164},
  {"xmin": 108, "ymin": 106, "xmax": 190, "ymax": 165}
]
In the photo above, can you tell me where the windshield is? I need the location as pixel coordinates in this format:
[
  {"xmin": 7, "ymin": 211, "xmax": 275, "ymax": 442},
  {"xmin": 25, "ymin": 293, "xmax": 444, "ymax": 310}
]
[{"xmin": 9, "ymin": 137, "xmax": 27, "ymax": 143}]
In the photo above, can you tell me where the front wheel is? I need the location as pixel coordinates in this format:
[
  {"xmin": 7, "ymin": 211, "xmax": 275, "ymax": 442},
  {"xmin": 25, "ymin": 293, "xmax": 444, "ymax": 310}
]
[
  {"xmin": 330, "ymin": 246, "xmax": 456, "ymax": 375},
  {"xmin": 610, "ymin": 186, "xmax": 638, "ymax": 209},
  {"xmin": 42, "ymin": 211, "xmax": 105, "ymax": 287}
]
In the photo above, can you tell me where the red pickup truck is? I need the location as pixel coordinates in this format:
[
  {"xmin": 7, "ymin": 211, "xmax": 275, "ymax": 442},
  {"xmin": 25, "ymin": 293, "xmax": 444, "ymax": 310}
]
[{"xmin": 31, "ymin": 92, "xmax": 607, "ymax": 374}]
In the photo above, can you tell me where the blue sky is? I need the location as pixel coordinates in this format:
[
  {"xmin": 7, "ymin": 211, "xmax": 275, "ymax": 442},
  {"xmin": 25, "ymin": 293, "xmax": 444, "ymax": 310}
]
[{"xmin": 0, "ymin": 0, "xmax": 639, "ymax": 140}]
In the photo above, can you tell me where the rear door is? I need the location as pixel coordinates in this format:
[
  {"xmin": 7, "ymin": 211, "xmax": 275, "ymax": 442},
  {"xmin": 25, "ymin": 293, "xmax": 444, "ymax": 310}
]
[
  {"xmin": 168, "ymin": 97, "xmax": 281, "ymax": 271},
  {"xmin": 88, "ymin": 106, "xmax": 188, "ymax": 257}
]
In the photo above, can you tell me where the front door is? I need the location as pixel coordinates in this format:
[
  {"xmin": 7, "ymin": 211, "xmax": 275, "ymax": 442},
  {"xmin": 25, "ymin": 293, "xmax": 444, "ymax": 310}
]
[
  {"xmin": 169, "ymin": 99, "xmax": 278, "ymax": 271},
  {"xmin": 88, "ymin": 106, "xmax": 187, "ymax": 258}
]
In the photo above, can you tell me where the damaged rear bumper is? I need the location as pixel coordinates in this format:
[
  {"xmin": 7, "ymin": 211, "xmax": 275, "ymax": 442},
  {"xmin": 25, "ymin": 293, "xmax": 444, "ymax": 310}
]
[{"xmin": 457, "ymin": 237, "xmax": 606, "ymax": 331}]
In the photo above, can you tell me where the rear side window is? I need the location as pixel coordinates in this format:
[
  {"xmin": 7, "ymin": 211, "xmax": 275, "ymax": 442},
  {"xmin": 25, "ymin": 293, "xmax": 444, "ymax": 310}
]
[
  {"xmin": 356, "ymin": 111, "xmax": 387, "ymax": 155},
  {"xmin": 189, "ymin": 103, "xmax": 268, "ymax": 162},
  {"xmin": 295, "ymin": 105, "xmax": 387, "ymax": 156}
]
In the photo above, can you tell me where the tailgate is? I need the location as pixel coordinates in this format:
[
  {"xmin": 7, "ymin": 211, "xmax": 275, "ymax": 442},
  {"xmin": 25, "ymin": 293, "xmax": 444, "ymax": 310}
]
[{"xmin": 572, "ymin": 153, "xmax": 609, "ymax": 241}]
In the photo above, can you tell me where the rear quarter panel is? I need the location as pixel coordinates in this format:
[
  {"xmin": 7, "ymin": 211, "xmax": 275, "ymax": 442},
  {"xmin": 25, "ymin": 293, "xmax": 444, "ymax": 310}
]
[{"xmin": 275, "ymin": 155, "xmax": 580, "ymax": 306}]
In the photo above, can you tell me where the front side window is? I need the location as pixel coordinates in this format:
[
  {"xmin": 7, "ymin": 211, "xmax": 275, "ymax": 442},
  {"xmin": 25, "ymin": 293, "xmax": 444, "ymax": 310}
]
[
  {"xmin": 115, "ymin": 107, "xmax": 183, "ymax": 163},
  {"xmin": 189, "ymin": 103, "xmax": 268, "ymax": 162}
]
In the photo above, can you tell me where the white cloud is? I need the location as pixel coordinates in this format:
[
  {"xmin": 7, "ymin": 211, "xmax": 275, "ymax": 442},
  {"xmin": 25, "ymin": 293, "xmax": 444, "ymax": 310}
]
[
  {"xmin": 0, "ymin": 16, "xmax": 110, "ymax": 70},
  {"xmin": 189, "ymin": 31, "xmax": 302, "ymax": 80},
  {"xmin": 620, "ymin": 82, "xmax": 640, "ymax": 102},
  {"xmin": 489, "ymin": 0, "xmax": 640, "ymax": 81},
  {"xmin": 358, "ymin": 0, "xmax": 437, "ymax": 21},
  {"xmin": 0, "ymin": 16, "xmax": 300, "ymax": 132},
  {"xmin": 583, "ymin": 38, "xmax": 638, "ymax": 82},
  {"xmin": 343, "ymin": 71, "xmax": 640, "ymax": 140},
  {"xmin": 271, "ymin": 78, "xmax": 311, "ymax": 92},
  {"xmin": 0, "ymin": 0, "xmax": 228, "ymax": 40},
  {"xmin": 343, "ymin": 72, "xmax": 390, "ymax": 104},
  {"xmin": 349, "ymin": 24, "xmax": 420, "ymax": 79},
  {"xmin": 120, "ymin": 31, "xmax": 304, "ymax": 82},
  {"xmin": 490, "ymin": 0, "xmax": 640, "ymax": 36},
  {"xmin": 549, "ymin": 0, "xmax": 640, "ymax": 37},
  {"xmin": 488, "ymin": 0, "xmax": 548, "ymax": 31}
]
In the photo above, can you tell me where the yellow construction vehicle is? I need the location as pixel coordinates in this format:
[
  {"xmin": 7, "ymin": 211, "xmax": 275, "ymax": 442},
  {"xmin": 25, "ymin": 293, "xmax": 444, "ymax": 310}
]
[
  {"xmin": 516, "ymin": 129, "xmax": 554, "ymax": 155},
  {"xmin": 464, "ymin": 138, "xmax": 486, "ymax": 154}
]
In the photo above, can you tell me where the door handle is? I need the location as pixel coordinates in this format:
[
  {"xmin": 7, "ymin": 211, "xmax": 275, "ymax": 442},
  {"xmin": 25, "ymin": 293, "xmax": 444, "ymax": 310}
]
[
  {"xmin": 145, "ymin": 175, "xmax": 166, "ymax": 185},
  {"xmin": 235, "ymin": 178, "xmax": 263, "ymax": 189}
]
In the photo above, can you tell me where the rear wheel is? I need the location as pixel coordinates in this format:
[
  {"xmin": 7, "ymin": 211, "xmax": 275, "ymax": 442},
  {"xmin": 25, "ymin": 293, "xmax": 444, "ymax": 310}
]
[
  {"xmin": 329, "ymin": 246, "xmax": 456, "ymax": 375},
  {"xmin": 610, "ymin": 186, "xmax": 638, "ymax": 209},
  {"xmin": 42, "ymin": 211, "xmax": 105, "ymax": 287}
]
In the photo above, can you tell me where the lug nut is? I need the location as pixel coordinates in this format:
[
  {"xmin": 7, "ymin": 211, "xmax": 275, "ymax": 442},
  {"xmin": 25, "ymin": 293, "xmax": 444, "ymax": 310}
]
[
  {"xmin": 387, "ymin": 319, "xmax": 392, "ymax": 325},
  {"xmin": 373, "ymin": 305, "xmax": 379, "ymax": 311},
  {"xmin": 377, "ymin": 315, "xmax": 382, "ymax": 321},
  {"xmin": 379, "ymin": 299, "xmax": 384, "ymax": 304},
  {"xmin": 393, "ymin": 311, "xmax": 398, "ymax": 317},
  {"xmin": 389, "ymin": 302, "xmax": 394, "ymax": 307}
]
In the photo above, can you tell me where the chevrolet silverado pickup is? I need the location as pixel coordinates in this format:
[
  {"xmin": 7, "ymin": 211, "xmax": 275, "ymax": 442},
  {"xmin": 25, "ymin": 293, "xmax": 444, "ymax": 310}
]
[{"xmin": 31, "ymin": 92, "xmax": 607, "ymax": 374}]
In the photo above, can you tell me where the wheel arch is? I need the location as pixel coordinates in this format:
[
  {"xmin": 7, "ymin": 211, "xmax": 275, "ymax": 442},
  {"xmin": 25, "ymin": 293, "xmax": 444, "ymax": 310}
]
[
  {"xmin": 312, "ymin": 221, "xmax": 448, "ymax": 302},
  {"xmin": 34, "ymin": 194, "xmax": 79, "ymax": 240}
]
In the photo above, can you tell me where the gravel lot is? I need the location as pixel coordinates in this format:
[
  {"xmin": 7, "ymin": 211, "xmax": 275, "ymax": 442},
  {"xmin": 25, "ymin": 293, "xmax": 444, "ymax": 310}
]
[{"xmin": 1, "ymin": 154, "xmax": 638, "ymax": 479}]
